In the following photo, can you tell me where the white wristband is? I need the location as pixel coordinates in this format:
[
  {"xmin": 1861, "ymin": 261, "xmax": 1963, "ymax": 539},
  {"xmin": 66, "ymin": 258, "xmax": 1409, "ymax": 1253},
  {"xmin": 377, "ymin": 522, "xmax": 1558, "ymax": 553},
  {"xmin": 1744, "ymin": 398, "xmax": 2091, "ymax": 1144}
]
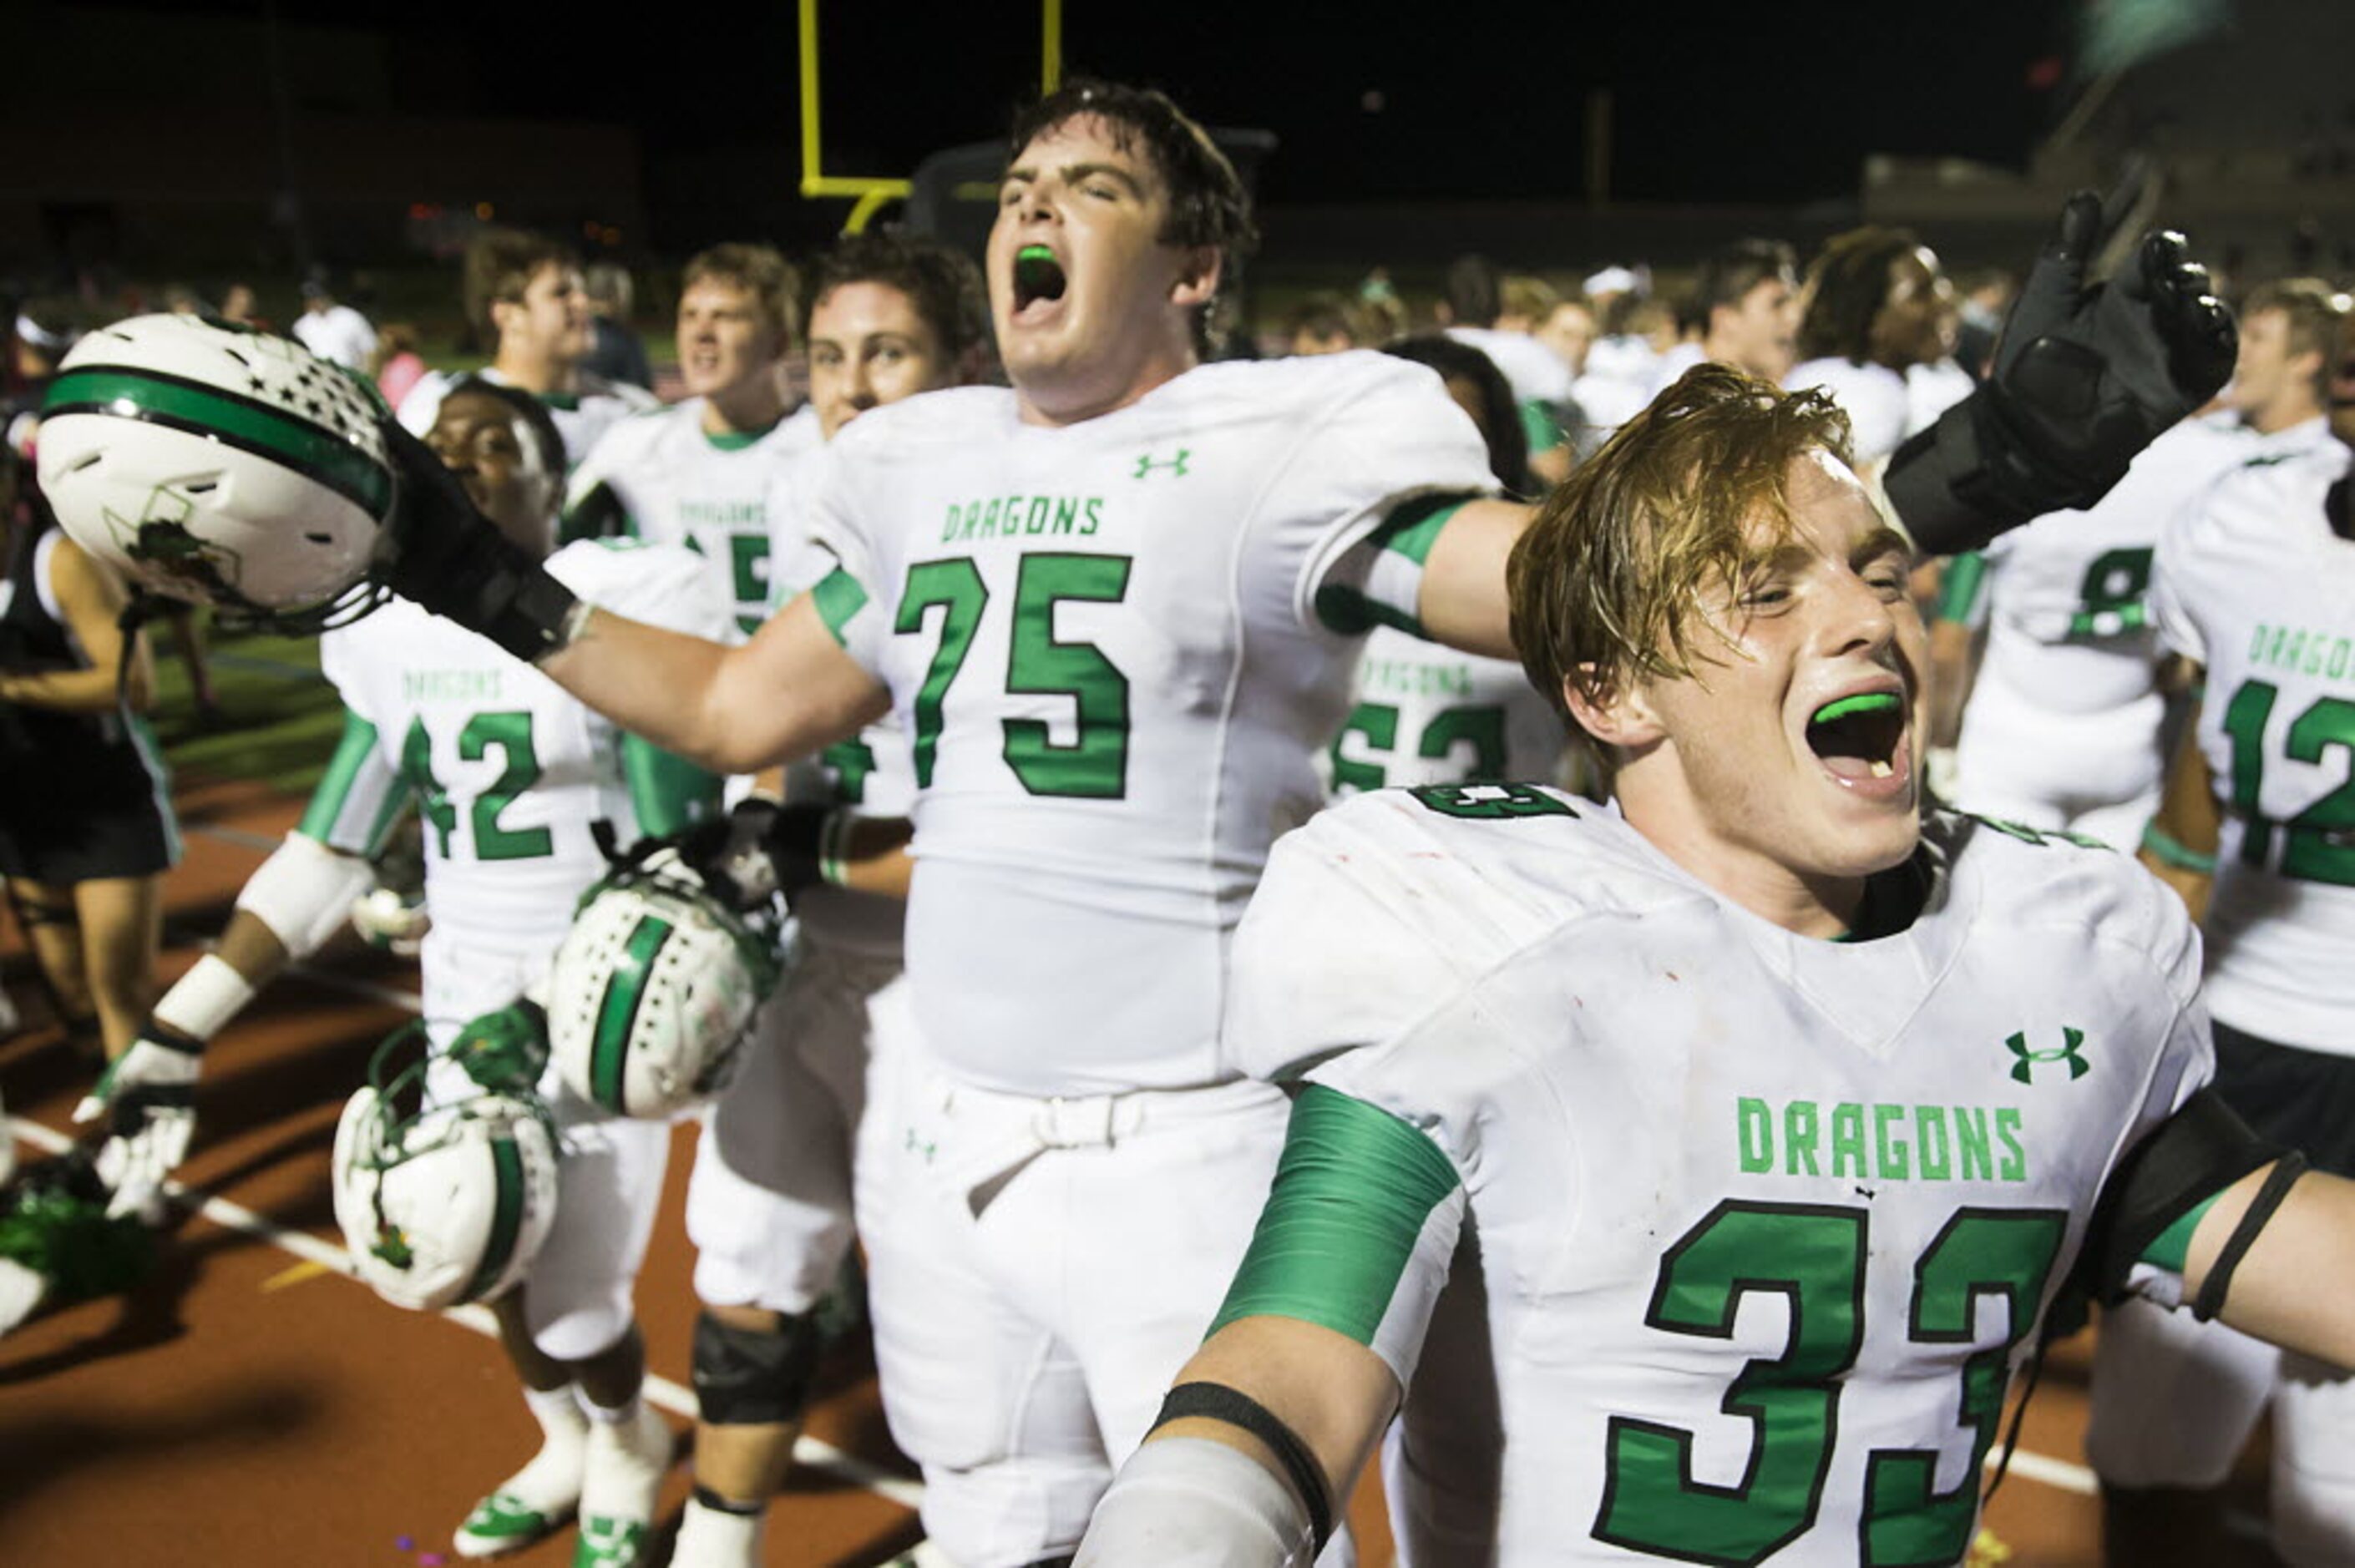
[
  {"xmin": 1076, "ymin": 1436, "xmax": 1315, "ymax": 1568},
  {"xmin": 152, "ymin": 953, "xmax": 260, "ymax": 1042}
]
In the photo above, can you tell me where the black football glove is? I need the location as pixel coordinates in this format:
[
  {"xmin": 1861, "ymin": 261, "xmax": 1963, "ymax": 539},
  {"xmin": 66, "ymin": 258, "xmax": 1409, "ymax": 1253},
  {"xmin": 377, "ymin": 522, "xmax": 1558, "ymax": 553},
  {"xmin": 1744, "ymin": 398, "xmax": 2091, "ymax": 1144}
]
[
  {"xmin": 1887, "ymin": 191, "xmax": 2238, "ymax": 554},
  {"xmin": 374, "ymin": 417, "xmax": 584, "ymax": 664},
  {"xmin": 676, "ymin": 797, "xmax": 830, "ymax": 913}
]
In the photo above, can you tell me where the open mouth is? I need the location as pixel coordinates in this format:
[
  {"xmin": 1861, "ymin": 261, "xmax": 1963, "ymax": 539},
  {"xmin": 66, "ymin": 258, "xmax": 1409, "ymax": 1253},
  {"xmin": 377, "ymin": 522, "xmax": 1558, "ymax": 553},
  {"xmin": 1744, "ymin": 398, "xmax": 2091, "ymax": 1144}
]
[
  {"xmin": 1806, "ymin": 690, "xmax": 1907, "ymax": 784},
  {"xmin": 1013, "ymin": 245, "xmax": 1068, "ymax": 313}
]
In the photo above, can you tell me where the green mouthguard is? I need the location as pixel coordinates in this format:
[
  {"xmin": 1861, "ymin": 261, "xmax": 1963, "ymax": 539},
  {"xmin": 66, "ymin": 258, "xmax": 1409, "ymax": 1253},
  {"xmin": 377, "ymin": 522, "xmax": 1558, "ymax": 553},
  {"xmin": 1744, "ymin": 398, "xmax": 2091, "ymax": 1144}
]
[
  {"xmin": 1018, "ymin": 245, "xmax": 1056, "ymax": 264},
  {"xmin": 1811, "ymin": 691, "xmax": 1902, "ymax": 726}
]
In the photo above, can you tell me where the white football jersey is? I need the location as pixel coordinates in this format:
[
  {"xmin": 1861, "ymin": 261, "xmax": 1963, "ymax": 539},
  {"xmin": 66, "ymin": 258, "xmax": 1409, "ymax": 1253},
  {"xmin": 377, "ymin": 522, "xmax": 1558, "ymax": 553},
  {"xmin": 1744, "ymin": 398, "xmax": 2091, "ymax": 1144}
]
[
  {"xmin": 397, "ymin": 368, "xmax": 660, "ymax": 472},
  {"xmin": 1443, "ymin": 326, "xmax": 1573, "ymax": 407},
  {"xmin": 567, "ymin": 399, "xmax": 825, "ymax": 637},
  {"xmin": 314, "ymin": 540, "xmax": 727, "ymax": 959},
  {"xmin": 1326, "ymin": 625, "xmax": 1566, "ymax": 796},
  {"xmin": 1231, "ymin": 789, "xmax": 2210, "ymax": 1565},
  {"xmin": 2152, "ymin": 427, "xmax": 2355, "ymax": 1053},
  {"xmin": 807, "ymin": 352, "xmax": 1495, "ymax": 1095},
  {"xmin": 1905, "ymin": 358, "xmax": 1974, "ymax": 440},
  {"xmin": 1785, "ymin": 358, "xmax": 1910, "ymax": 465}
]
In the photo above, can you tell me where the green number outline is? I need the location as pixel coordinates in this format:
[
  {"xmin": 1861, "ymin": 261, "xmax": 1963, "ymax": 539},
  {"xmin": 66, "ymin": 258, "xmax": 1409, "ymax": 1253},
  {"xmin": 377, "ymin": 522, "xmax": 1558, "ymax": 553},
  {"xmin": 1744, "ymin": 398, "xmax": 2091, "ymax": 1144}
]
[
  {"xmin": 1596, "ymin": 1201, "xmax": 1866, "ymax": 1566},
  {"xmin": 460, "ymin": 711, "xmax": 554, "ymax": 861},
  {"xmin": 2219, "ymin": 678, "xmax": 2355, "ymax": 884},
  {"xmin": 1329, "ymin": 701, "xmax": 1400, "ymax": 793},
  {"xmin": 1407, "ymin": 782, "xmax": 1575, "ymax": 820},
  {"xmin": 2066, "ymin": 547, "xmax": 2153, "ymax": 639},
  {"xmin": 1861, "ymin": 1208, "xmax": 2067, "ymax": 1565},
  {"xmin": 1003, "ymin": 553, "xmax": 1132, "ymax": 798},
  {"xmin": 896, "ymin": 559, "xmax": 990, "ymax": 789},
  {"xmin": 394, "ymin": 711, "xmax": 550, "ymax": 862}
]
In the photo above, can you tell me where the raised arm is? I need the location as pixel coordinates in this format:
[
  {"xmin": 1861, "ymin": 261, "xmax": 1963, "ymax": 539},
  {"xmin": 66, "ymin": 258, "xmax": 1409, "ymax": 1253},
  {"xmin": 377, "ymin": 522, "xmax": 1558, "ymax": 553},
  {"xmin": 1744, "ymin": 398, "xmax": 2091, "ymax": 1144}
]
[
  {"xmin": 372, "ymin": 417, "xmax": 888, "ymax": 776},
  {"xmin": 1416, "ymin": 498, "xmax": 1532, "ymax": 659}
]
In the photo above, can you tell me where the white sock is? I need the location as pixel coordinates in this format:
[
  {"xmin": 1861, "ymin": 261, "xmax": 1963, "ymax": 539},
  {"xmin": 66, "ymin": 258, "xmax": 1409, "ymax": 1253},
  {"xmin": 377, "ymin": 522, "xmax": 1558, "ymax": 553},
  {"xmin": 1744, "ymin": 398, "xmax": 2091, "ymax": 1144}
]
[
  {"xmin": 500, "ymin": 1384, "xmax": 589, "ymax": 1510},
  {"xmin": 671, "ymin": 1495, "xmax": 763, "ymax": 1565}
]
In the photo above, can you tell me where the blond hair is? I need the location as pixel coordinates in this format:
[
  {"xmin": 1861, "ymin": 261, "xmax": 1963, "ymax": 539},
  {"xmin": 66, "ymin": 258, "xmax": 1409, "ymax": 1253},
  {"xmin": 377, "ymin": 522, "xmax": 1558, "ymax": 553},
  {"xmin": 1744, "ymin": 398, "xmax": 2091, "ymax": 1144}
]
[{"xmin": 1508, "ymin": 363, "xmax": 1855, "ymax": 729}]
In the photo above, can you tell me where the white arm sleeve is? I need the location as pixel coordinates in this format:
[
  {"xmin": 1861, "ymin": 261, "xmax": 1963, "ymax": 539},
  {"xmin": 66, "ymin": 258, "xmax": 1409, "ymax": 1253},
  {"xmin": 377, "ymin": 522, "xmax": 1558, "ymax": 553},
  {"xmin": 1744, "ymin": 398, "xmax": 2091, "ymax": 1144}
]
[
  {"xmin": 233, "ymin": 832, "xmax": 378, "ymax": 960},
  {"xmin": 1076, "ymin": 1436, "xmax": 1315, "ymax": 1568}
]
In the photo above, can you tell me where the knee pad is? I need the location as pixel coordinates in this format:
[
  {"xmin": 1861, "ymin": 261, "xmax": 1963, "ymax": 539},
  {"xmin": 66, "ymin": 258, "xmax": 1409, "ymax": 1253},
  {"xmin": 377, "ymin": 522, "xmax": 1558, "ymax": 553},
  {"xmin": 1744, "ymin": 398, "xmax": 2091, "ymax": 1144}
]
[
  {"xmin": 529, "ymin": 1287, "xmax": 637, "ymax": 1364},
  {"xmin": 691, "ymin": 1308, "xmax": 823, "ymax": 1426}
]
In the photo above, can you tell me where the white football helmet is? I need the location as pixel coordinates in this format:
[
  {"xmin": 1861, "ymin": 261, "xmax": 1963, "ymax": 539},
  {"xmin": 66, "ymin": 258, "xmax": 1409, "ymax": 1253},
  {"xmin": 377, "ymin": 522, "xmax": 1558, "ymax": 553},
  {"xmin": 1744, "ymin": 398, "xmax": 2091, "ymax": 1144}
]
[
  {"xmin": 546, "ymin": 852, "xmax": 786, "ymax": 1120},
  {"xmin": 36, "ymin": 312, "xmax": 393, "ymax": 624},
  {"xmin": 331, "ymin": 1027, "xmax": 560, "ymax": 1313}
]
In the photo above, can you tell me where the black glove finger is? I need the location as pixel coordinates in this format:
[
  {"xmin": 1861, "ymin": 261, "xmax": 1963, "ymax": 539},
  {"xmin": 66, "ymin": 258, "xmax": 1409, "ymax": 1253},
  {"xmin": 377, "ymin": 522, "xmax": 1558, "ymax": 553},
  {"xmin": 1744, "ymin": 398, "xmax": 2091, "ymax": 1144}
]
[
  {"xmin": 2003, "ymin": 191, "xmax": 2105, "ymax": 372},
  {"xmin": 2170, "ymin": 291, "xmax": 2240, "ymax": 404}
]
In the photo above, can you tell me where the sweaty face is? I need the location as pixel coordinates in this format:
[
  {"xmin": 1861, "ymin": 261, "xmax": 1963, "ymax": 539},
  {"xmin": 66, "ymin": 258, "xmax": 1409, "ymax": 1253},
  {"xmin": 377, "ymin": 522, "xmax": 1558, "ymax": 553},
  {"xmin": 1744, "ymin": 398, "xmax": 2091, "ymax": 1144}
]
[
  {"xmin": 676, "ymin": 277, "xmax": 784, "ymax": 403},
  {"xmin": 808, "ymin": 281, "xmax": 955, "ymax": 440},
  {"xmin": 500, "ymin": 263, "xmax": 592, "ymax": 364},
  {"xmin": 1716, "ymin": 275, "xmax": 1800, "ymax": 381},
  {"xmin": 1621, "ymin": 452, "xmax": 1927, "ymax": 919},
  {"xmin": 1868, "ymin": 249, "xmax": 1952, "ymax": 371},
  {"xmin": 990, "ymin": 114, "xmax": 1208, "ymax": 423},
  {"xmin": 426, "ymin": 390, "xmax": 556, "ymax": 551}
]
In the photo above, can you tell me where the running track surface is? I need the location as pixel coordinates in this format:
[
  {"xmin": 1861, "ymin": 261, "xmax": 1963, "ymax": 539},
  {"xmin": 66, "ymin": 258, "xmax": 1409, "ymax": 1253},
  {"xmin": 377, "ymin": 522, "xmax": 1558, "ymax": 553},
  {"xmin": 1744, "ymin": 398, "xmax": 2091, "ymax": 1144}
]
[{"xmin": 0, "ymin": 771, "xmax": 2274, "ymax": 1565}]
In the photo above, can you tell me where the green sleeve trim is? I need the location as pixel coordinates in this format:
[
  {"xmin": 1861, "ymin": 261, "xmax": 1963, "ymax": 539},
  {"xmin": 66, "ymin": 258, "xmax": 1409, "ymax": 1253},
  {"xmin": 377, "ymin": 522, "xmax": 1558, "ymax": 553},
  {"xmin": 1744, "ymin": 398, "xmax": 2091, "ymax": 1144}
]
[
  {"xmin": 1935, "ymin": 550, "xmax": 1989, "ymax": 625},
  {"xmin": 620, "ymin": 735, "xmax": 723, "ymax": 836},
  {"xmin": 809, "ymin": 565, "xmax": 870, "ymax": 647},
  {"xmin": 561, "ymin": 481, "xmax": 636, "ymax": 547},
  {"xmin": 298, "ymin": 708, "xmax": 409, "ymax": 856},
  {"xmin": 1364, "ymin": 493, "xmax": 1471, "ymax": 567},
  {"xmin": 1517, "ymin": 397, "xmax": 1563, "ymax": 453},
  {"xmin": 1313, "ymin": 583, "xmax": 1426, "ymax": 640},
  {"xmin": 2141, "ymin": 1187, "xmax": 2222, "ymax": 1275},
  {"xmin": 1209, "ymin": 1085, "xmax": 1463, "ymax": 1345}
]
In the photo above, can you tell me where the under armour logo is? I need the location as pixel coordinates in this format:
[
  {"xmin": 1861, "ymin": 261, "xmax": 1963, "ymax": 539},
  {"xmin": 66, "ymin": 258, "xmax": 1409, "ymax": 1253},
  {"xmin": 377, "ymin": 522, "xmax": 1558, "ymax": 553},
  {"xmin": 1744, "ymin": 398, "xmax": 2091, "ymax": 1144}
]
[
  {"xmin": 2007, "ymin": 1026, "xmax": 2089, "ymax": 1085},
  {"xmin": 905, "ymin": 1126, "xmax": 937, "ymax": 1163},
  {"xmin": 1134, "ymin": 448, "xmax": 1189, "ymax": 478}
]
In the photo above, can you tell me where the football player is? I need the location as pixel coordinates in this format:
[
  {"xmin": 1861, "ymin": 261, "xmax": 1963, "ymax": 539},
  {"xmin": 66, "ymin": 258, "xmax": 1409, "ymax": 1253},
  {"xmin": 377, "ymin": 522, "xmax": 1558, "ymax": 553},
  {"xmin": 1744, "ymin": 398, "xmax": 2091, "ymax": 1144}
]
[
  {"xmin": 1077, "ymin": 365, "xmax": 2355, "ymax": 1566},
  {"xmin": 398, "ymin": 229, "xmax": 658, "ymax": 470},
  {"xmin": 561, "ymin": 244, "xmax": 820, "ymax": 632},
  {"xmin": 668, "ymin": 230, "xmax": 985, "ymax": 1568},
  {"xmin": 2083, "ymin": 287, "xmax": 2355, "ymax": 1567},
  {"xmin": 83, "ymin": 379, "xmax": 727, "ymax": 1568},
  {"xmin": 371, "ymin": 120, "xmax": 2231, "ymax": 1565},
  {"xmin": 1937, "ymin": 280, "xmax": 2343, "ymax": 852}
]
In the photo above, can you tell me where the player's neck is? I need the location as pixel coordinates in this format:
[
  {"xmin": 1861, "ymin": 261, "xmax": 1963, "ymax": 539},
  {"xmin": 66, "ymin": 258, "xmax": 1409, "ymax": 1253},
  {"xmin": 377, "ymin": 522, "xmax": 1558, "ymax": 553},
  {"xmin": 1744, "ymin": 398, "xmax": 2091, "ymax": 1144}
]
[
  {"xmin": 1618, "ymin": 792, "xmax": 1866, "ymax": 939},
  {"xmin": 494, "ymin": 347, "xmax": 576, "ymax": 397},
  {"xmin": 701, "ymin": 377, "xmax": 788, "ymax": 439},
  {"xmin": 2249, "ymin": 402, "xmax": 2322, "ymax": 438},
  {"xmin": 1013, "ymin": 341, "xmax": 1198, "ymax": 428}
]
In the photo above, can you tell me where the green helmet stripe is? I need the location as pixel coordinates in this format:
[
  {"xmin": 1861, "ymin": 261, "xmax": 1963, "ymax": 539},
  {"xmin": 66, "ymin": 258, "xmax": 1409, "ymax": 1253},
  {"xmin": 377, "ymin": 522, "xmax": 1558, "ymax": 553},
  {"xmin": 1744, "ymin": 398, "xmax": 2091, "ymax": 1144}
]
[
  {"xmin": 43, "ymin": 366, "xmax": 393, "ymax": 519},
  {"xmin": 457, "ymin": 1134, "xmax": 527, "ymax": 1304},
  {"xmin": 590, "ymin": 914, "xmax": 674, "ymax": 1111}
]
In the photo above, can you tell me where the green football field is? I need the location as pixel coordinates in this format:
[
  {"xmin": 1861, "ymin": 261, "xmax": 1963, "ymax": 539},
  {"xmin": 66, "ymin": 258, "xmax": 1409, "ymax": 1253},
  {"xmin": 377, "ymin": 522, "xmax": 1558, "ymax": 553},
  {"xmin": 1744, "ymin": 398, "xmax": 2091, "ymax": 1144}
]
[{"xmin": 149, "ymin": 620, "xmax": 343, "ymax": 794}]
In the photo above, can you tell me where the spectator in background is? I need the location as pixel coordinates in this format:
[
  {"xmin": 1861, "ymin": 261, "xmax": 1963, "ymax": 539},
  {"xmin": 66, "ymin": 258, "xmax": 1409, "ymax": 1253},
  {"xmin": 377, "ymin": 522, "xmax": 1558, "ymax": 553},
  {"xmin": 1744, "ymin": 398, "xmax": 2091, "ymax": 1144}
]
[
  {"xmin": 372, "ymin": 322, "xmax": 429, "ymax": 410},
  {"xmin": 1439, "ymin": 253, "xmax": 1575, "ymax": 485},
  {"xmin": 581, "ymin": 261, "xmax": 654, "ymax": 392},
  {"xmin": 1283, "ymin": 291, "xmax": 1365, "ymax": 356},
  {"xmin": 160, "ymin": 283, "xmax": 211, "ymax": 317},
  {"xmin": 1534, "ymin": 293, "xmax": 1597, "ymax": 379},
  {"xmin": 216, "ymin": 282, "xmax": 260, "ymax": 328},
  {"xmin": 1572, "ymin": 286, "xmax": 1669, "ymax": 454},
  {"xmin": 398, "ymin": 229, "xmax": 658, "ymax": 470},
  {"xmin": 1494, "ymin": 273, "xmax": 1557, "ymax": 336},
  {"xmin": 1654, "ymin": 237, "xmax": 1800, "ymax": 392},
  {"xmin": 291, "ymin": 274, "xmax": 379, "ymax": 371},
  {"xmin": 1786, "ymin": 225, "xmax": 1954, "ymax": 474},
  {"xmin": 1953, "ymin": 266, "xmax": 2018, "ymax": 380}
]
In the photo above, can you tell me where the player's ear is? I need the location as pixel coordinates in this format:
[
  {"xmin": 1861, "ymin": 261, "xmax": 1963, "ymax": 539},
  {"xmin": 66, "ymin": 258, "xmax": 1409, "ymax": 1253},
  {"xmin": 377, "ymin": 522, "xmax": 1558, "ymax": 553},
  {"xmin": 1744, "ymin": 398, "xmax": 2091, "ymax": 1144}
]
[
  {"xmin": 1169, "ymin": 246, "xmax": 1221, "ymax": 311},
  {"xmin": 1563, "ymin": 665, "xmax": 1666, "ymax": 751}
]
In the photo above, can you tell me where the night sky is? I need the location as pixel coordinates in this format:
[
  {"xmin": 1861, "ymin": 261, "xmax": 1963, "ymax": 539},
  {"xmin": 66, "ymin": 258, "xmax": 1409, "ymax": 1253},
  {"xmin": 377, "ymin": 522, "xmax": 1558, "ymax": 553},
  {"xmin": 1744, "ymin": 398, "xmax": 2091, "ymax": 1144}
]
[{"xmin": 269, "ymin": 0, "xmax": 2069, "ymax": 208}]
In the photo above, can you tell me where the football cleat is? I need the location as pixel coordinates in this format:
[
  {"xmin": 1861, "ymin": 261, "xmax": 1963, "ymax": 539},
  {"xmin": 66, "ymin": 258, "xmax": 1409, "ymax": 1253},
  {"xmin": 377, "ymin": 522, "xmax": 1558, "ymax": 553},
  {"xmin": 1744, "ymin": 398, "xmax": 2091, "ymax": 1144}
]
[
  {"xmin": 545, "ymin": 850, "xmax": 785, "ymax": 1120},
  {"xmin": 331, "ymin": 1024, "xmax": 560, "ymax": 1313},
  {"xmin": 37, "ymin": 312, "xmax": 395, "ymax": 628}
]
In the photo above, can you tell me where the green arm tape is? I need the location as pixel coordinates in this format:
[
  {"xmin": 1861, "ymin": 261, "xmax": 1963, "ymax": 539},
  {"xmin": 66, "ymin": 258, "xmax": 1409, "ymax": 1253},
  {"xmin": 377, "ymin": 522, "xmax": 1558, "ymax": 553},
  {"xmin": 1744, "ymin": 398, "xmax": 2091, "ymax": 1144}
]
[
  {"xmin": 809, "ymin": 566, "xmax": 871, "ymax": 649},
  {"xmin": 2140, "ymin": 1187, "xmax": 2222, "ymax": 1276},
  {"xmin": 1209, "ymin": 1085, "xmax": 1463, "ymax": 1345},
  {"xmin": 621, "ymin": 735, "xmax": 723, "ymax": 836},
  {"xmin": 1934, "ymin": 550, "xmax": 1989, "ymax": 625}
]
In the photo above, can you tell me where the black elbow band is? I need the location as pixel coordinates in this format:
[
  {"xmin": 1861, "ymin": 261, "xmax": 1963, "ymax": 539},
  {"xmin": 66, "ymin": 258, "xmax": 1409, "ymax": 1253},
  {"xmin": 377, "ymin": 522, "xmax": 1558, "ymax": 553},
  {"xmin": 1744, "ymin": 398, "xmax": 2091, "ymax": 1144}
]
[
  {"xmin": 690, "ymin": 1308, "xmax": 825, "ymax": 1426},
  {"xmin": 2083, "ymin": 1088, "xmax": 2283, "ymax": 1305},
  {"xmin": 1151, "ymin": 1380, "xmax": 1334, "ymax": 1553},
  {"xmin": 2192, "ymin": 1151, "xmax": 2309, "ymax": 1322}
]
